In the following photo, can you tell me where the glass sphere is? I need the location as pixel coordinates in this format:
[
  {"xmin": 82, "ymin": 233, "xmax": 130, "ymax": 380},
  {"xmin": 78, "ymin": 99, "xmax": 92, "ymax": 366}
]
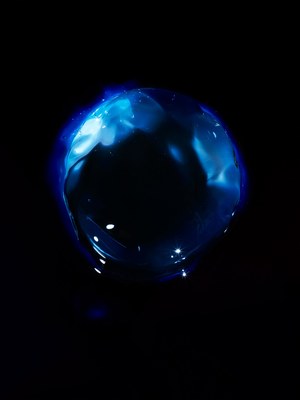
[{"xmin": 50, "ymin": 88, "xmax": 246, "ymax": 282}]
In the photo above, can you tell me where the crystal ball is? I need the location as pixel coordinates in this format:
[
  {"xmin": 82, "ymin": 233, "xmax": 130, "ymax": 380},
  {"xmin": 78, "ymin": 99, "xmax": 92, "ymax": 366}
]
[{"xmin": 51, "ymin": 88, "xmax": 246, "ymax": 282}]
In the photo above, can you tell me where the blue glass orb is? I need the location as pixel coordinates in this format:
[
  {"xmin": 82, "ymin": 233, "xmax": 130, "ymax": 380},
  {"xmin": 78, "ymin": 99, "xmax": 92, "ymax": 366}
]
[{"xmin": 51, "ymin": 88, "xmax": 246, "ymax": 282}]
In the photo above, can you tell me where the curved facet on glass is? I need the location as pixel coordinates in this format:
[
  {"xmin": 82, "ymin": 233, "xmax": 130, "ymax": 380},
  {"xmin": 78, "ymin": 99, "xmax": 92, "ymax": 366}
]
[{"xmin": 50, "ymin": 88, "xmax": 247, "ymax": 282}]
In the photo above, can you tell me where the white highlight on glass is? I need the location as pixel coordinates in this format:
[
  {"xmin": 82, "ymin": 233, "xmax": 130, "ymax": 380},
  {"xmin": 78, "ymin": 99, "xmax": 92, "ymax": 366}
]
[
  {"xmin": 175, "ymin": 248, "xmax": 181, "ymax": 254},
  {"xmin": 92, "ymin": 246, "xmax": 106, "ymax": 259},
  {"xmin": 99, "ymin": 259, "xmax": 106, "ymax": 264},
  {"xmin": 182, "ymin": 269, "xmax": 187, "ymax": 277},
  {"xmin": 106, "ymin": 224, "xmax": 115, "ymax": 230},
  {"xmin": 94, "ymin": 268, "xmax": 102, "ymax": 274},
  {"xmin": 93, "ymin": 236, "xmax": 99, "ymax": 242},
  {"xmin": 72, "ymin": 118, "xmax": 101, "ymax": 155}
]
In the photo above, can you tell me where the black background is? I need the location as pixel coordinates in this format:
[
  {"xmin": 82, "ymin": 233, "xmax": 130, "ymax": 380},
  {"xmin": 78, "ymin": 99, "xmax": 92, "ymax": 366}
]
[{"xmin": 2, "ymin": 11, "xmax": 298, "ymax": 399}]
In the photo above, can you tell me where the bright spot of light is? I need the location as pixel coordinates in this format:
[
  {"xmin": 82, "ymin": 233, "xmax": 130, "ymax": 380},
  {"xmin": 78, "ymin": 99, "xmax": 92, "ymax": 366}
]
[
  {"xmin": 106, "ymin": 224, "xmax": 115, "ymax": 230},
  {"xmin": 81, "ymin": 117, "xmax": 101, "ymax": 136},
  {"xmin": 182, "ymin": 269, "xmax": 187, "ymax": 277},
  {"xmin": 99, "ymin": 259, "xmax": 106, "ymax": 264},
  {"xmin": 94, "ymin": 268, "xmax": 102, "ymax": 274},
  {"xmin": 93, "ymin": 236, "xmax": 99, "ymax": 242},
  {"xmin": 175, "ymin": 248, "xmax": 181, "ymax": 254}
]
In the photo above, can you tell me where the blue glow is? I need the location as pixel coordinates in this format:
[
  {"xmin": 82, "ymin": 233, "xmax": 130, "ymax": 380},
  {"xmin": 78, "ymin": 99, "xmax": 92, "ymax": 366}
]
[
  {"xmin": 169, "ymin": 144, "xmax": 184, "ymax": 163},
  {"xmin": 86, "ymin": 306, "xmax": 107, "ymax": 320},
  {"xmin": 49, "ymin": 87, "xmax": 247, "ymax": 282}
]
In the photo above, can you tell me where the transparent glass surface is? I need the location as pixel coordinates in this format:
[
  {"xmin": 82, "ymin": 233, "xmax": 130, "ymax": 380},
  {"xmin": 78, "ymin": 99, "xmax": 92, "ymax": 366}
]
[{"xmin": 50, "ymin": 88, "xmax": 246, "ymax": 282}]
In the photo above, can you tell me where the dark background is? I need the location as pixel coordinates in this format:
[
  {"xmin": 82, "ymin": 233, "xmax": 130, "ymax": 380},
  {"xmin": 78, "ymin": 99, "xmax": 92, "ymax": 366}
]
[{"xmin": 2, "ymin": 12, "xmax": 298, "ymax": 399}]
